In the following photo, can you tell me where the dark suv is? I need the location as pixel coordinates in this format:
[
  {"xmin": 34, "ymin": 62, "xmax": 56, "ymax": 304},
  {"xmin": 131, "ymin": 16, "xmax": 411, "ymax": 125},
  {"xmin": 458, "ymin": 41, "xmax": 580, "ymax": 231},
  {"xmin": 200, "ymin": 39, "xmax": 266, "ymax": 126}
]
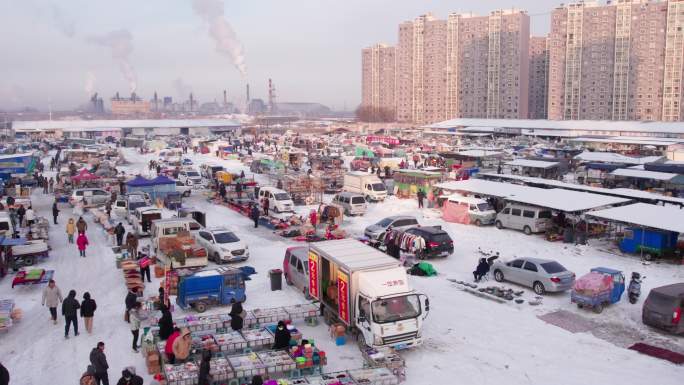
[{"xmin": 404, "ymin": 226, "xmax": 454, "ymax": 259}]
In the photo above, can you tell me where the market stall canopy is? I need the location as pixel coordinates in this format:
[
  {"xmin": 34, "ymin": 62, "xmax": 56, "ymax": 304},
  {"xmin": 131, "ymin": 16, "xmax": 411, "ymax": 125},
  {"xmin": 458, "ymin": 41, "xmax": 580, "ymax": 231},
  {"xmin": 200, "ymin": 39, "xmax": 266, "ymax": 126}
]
[
  {"xmin": 72, "ymin": 169, "xmax": 100, "ymax": 182},
  {"xmin": 149, "ymin": 175, "xmax": 176, "ymax": 185},
  {"xmin": 457, "ymin": 149, "xmax": 503, "ymax": 158},
  {"xmin": 506, "ymin": 159, "xmax": 559, "ymax": 169},
  {"xmin": 435, "ymin": 179, "xmax": 631, "ymax": 212},
  {"xmin": 610, "ymin": 168, "xmax": 684, "ymax": 183},
  {"xmin": 586, "ymin": 203, "xmax": 684, "ymax": 233},
  {"xmin": 574, "ymin": 152, "xmax": 664, "ymax": 165},
  {"xmin": 126, "ymin": 176, "xmax": 155, "ymax": 187}
]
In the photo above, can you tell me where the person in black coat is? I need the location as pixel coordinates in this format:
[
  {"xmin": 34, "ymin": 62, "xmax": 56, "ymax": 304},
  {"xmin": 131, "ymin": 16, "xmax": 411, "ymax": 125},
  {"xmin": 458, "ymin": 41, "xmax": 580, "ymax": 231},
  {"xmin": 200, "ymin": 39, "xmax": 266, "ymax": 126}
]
[
  {"xmin": 0, "ymin": 362, "xmax": 9, "ymax": 385},
  {"xmin": 16, "ymin": 205, "xmax": 25, "ymax": 227},
  {"xmin": 272, "ymin": 321, "xmax": 291, "ymax": 349},
  {"xmin": 229, "ymin": 301, "xmax": 244, "ymax": 331},
  {"xmin": 250, "ymin": 205, "xmax": 260, "ymax": 229},
  {"xmin": 125, "ymin": 288, "xmax": 138, "ymax": 323},
  {"xmin": 90, "ymin": 342, "xmax": 109, "ymax": 385},
  {"xmin": 81, "ymin": 292, "xmax": 97, "ymax": 334},
  {"xmin": 116, "ymin": 368, "xmax": 143, "ymax": 385},
  {"xmin": 114, "ymin": 223, "xmax": 126, "ymax": 247},
  {"xmin": 52, "ymin": 201, "xmax": 60, "ymax": 225},
  {"xmin": 158, "ymin": 304, "xmax": 174, "ymax": 340},
  {"xmin": 218, "ymin": 183, "xmax": 227, "ymax": 201},
  {"xmin": 62, "ymin": 289, "xmax": 80, "ymax": 338},
  {"xmin": 473, "ymin": 258, "xmax": 490, "ymax": 282},
  {"xmin": 197, "ymin": 350, "xmax": 212, "ymax": 385}
]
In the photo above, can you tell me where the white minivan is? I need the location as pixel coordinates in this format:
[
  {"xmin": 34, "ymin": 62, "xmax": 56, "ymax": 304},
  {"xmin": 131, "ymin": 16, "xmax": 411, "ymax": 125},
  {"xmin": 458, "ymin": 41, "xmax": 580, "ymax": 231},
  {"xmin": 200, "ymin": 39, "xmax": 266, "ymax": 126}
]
[
  {"xmin": 495, "ymin": 203, "xmax": 553, "ymax": 235},
  {"xmin": 257, "ymin": 187, "xmax": 294, "ymax": 213},
  {"xmin": 447, "ymin": 195, "xmax": 497, "ymax": 226},
  {"xmin": 331, "ymin": 192, "xmax": 367, "ymax": 216}
]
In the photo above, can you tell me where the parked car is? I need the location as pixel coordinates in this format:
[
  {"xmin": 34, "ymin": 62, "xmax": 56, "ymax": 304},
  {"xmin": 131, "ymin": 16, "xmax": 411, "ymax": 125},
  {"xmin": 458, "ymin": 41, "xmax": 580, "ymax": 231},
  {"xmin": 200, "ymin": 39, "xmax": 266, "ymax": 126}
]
[
  {"xmin": 179, "ymin": 169, "xmax": 203, "ymax": 187},
  {"xmin": 403, "ymin": 226, "xmax": 453, "ymax": 259},
  {"xmin": 642, "ymin": 283, "xmax": 684, "ymax": 335},
  {"xmin": 364, "ymin": 215, "xmax": 419, "ymax": 241},
  {"xmin": 493, "ymin": 258, "xmax": 575, "ymax": 295},
  {"xmin": 174, "ymin": 180, "xmax": 192, "ymax": 197},
  {"xmin": 200, "ymin": 163, "xmax": 225, "ymax": 179},
  {"xmin": 331, "ymin": 192, "xmax": 367, "ymax": 216},
  {"xmin": 69, "ymin": 188, "xmax": 109, "ymax": 206},
  {"xmin": 257, "ymin": 187, "xmax": 294, "ymax": 213},
  {"xmin": 196, "ymin": 227, "xmax": 249, "ymax": 263},
  {"xmin": 495, "ymin": 203, "xmax": 553, "ymax": 235},
  {"xmin": 446, "ymin": 195, "xmax": 497, "ymax": 226},
  {"xmin": 282, "ymin": 246, "xmax": 310, "ymax": 298}
]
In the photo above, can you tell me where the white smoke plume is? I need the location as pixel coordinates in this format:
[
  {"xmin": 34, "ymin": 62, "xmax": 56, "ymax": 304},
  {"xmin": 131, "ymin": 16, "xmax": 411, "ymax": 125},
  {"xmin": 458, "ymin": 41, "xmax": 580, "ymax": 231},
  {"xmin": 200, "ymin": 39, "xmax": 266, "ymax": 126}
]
[
  {"xmin": 173, "ymin": 78, "xmax": 193, "ymax": 99},
  {"xmin": 84, "ymin": 71, "xmax": 96, "ymax": 95},
  {"xmin": 192, "ymin": 0, "xmax": 247, "ymax": 78},
  {"xmin": 86, "ymin": 29, "xmax": 137, "ymax": 93},
  {"xmin": 50, "ymin": 3, "xmax": 76, "ymax": 38}
]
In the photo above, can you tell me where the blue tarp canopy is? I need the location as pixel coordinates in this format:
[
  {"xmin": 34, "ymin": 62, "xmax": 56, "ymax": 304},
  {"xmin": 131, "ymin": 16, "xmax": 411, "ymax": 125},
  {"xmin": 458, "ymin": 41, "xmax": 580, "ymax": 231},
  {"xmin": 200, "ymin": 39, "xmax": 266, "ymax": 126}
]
[
  {"xmin": 0, "ymin": 236, "xmax": 27, "ymax": 246},
  {"xmin": 150, "ymin": 175, "xmax": 175, "ymax": 185},
  {"xmin": 126, "ymin": 176, "xmax": 156, "ymax": 187}
]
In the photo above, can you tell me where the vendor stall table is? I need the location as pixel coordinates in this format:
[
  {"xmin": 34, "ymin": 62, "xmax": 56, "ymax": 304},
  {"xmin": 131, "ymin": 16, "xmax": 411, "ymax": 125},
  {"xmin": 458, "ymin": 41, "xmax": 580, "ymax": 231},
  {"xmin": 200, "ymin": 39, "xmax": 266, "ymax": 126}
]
[{"xmin": 12, "ymin": 268, "xmax": 54, "ymax": 288}]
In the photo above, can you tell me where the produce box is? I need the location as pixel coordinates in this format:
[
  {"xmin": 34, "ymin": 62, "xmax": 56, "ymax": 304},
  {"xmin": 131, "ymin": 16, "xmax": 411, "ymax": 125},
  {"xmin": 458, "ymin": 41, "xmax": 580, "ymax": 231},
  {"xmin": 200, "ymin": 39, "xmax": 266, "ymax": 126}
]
[
  {"xmin": 241, "ymin": 328, "xmax": 274, "ymax": 349},
  {"xmin": 252, "ymin": 307, "xmax": 288, "ymax": 325},
  {"xmin": 164, "ymin": 362, "xmax": 199, "ymax": 385},
  {"xmin": 283, "ymin": 303, "xmax": 319, "ymax": 321},
  {"xmin": 207, "ymin": 357, "xmax": 234, "ymax": 381},
  {"xmin": 227, "ymin": 353, "xmax": 267, "ymax": 379},
  {"xmin": 213, "ymin": 331, "xmax": 248, "ymax": 353},
  {"xmin": 257, "ymin": 350, "xmax": 296, "ymax": 374}
]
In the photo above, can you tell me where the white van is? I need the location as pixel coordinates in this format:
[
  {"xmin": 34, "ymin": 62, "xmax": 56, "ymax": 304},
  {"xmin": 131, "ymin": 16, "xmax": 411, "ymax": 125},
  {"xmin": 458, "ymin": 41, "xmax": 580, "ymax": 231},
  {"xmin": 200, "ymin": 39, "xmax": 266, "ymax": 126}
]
[
  {"xmin": 343, "ymin": 172, "xmax": 387, "ymax": 202},
  {"xmin": 0, "ymin": 212, "xmax": 15, "ymax": 237},
  {"xmin": 69, "ymin": 188, "xmax": 109, "ymax": 207},
  {"xmin": 129, "ymin": 206, "xmax": 163, "ymax": 236},
  {"xmin": 495, "ymin": 203, "xmax": 553, "ymax": 235},
  {"xmin": 258, "ymin": 187, "xmax": 294, "ymax": 213},
  {"xmin": 331, "ymin": 192, "xmax": 367, "ymax": 216},
  {"xmin": 447, "ymin": 195, "xmax": 497, "ymax": 226}
]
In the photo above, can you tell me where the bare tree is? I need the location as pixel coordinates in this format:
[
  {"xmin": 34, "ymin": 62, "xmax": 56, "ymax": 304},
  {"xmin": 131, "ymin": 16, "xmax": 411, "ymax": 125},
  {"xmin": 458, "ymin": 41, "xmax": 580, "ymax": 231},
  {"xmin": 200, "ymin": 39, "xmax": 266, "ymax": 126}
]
[{"xmin": 355, "ymin": 105, "xmax": 396, "ymax": 122}]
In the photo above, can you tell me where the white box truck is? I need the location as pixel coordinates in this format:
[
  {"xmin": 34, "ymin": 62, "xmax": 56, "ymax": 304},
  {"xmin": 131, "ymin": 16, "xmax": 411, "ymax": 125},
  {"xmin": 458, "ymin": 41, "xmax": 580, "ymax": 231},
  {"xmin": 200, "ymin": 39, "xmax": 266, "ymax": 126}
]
[
  {"xmin": 343, "ymin": 172, "xmax": 387, "ymax": 202},
  {"xmin": 307, "ymin": 239, "xmax": 429, "ymax": 349}
]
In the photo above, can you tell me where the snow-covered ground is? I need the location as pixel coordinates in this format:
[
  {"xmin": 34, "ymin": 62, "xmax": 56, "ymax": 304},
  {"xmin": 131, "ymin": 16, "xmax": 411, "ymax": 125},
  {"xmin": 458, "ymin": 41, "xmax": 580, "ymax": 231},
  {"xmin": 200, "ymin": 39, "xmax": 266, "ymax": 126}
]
[{"xmin": 1, "ymin": 148, "xmax": 682, "ymax": 385}]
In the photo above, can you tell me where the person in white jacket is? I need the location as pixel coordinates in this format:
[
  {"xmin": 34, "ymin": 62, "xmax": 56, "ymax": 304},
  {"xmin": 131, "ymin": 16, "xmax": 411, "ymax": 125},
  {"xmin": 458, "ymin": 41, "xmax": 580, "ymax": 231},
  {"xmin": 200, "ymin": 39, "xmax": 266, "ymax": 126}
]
[
  {"xmin": 25, "ymin": 206, "xmax": 35, "ymax": 227},
  {"xmin": 42, "ymin": 279, "xmax": 63, "ymax": 324},
  {"xmin": 129, "ymin": 302, "xmax": 147, "ymax": 353}
]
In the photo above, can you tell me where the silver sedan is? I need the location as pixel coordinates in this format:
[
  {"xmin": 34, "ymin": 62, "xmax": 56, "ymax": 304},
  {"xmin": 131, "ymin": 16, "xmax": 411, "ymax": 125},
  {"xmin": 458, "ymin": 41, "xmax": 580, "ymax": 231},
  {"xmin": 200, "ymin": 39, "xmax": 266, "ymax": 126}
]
[{"xmin": 492, "ymin": 257, "xmax": 575, "ymax": 295}]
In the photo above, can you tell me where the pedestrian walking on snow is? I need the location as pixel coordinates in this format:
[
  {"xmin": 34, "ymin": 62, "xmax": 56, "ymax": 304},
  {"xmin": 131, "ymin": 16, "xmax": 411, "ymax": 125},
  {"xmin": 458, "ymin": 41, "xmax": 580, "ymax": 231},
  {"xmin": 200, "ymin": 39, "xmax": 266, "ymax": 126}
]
[
  {"xmin": 52, "ymin": 201, "xmax": 60, "ymax": 225},
  {"xmin": 66, "ymin": 218, "xmax": 76, "ymax": 243},
  {"xmin": 77, "ymin": 233, "xmax": 89, "ymax": 257},
  {"xmin": 81, "ymin": 292, "xmax": 97, "ymax": 334},
  {"xmin": 250, "ymin": 204, "xmax": 260, "ymax": 228},
  {"xmin": 25, "ymin": 206, "xmax": 35, "ymax": 227},
  {"xmin": 417, "ymin": 190, "xmax": 425, "ymax": 209},
  {"xmin": 16, "ymin": 205, "xmax": 25, "ymax": 228},
  {"xmin": 89, "ymin": 342, "xmax": 109, "ymax": 385},
  {"xmin": 62, "ymin": 289, "xmax": 80, "ymax": 338},
  {"xmin": 129, "ymin": 302, "xmax": 146, "ymax": 352},
  {"xmin": 125, "ymin": 288, "xmax": 139, "ymax": 323},
  {"xmin": 42, "ymin": 279, "xmax": 63, "ymax": 324},
  {"xmin": 105, "ymin": 200, "xmax": 112, "ymax": 218},
  {"xmin": 76, "ymin": 217, "xmax": 88, "ymax": 234},
  {"xmin": 114, "ymin": 223, "xmax": 125, "ymax": 247},
  {"xmin": 125, "ymin": 233, "xmax": 138, "ymax": 259}
]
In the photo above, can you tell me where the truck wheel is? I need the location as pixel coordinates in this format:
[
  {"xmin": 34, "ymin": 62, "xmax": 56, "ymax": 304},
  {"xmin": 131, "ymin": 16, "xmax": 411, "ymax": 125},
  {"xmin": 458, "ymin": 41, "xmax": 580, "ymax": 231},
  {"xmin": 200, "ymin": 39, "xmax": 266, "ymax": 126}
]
[
  {"xmin": 285, "ymin": 273, "xmax": 293, "ymax": 286},
  {"xmin": 533, "ymin": 282, "xmax": 545, "ymax": 295},
  {"xmin": 195, "ymin": 302, "xmax": 207, "ymax": 313},
  {"xmin": 494, "ymin": 270, "xmax": 504, "ymax": 282},
  {"xmin": 644, "ymin": 253, "xmax": 654, "ymax": 262},
  {"xmin": 523, "ymin": 226, "xmax": 532, "ymax": 235},
  {"xmin": 213, "ymin": 252, "xmax": 221, "ymax": 264},
  {"xmin": 577, "ymin": 303, "xmax": 584, "ymax": 309},
  {"xmin": 593, "ymin": 303, "xmax": 604, "ymax": 314},
  {"xmin": 495, "ymin": 221, "xmax": 503, "ymax": 229},
  {"xmin": 24, "ymin": 256, "xmax": 35, "ymax": 266},
  {"xmin": 474, "ymin": 219, "xmax": 482, "ymax": 227}
]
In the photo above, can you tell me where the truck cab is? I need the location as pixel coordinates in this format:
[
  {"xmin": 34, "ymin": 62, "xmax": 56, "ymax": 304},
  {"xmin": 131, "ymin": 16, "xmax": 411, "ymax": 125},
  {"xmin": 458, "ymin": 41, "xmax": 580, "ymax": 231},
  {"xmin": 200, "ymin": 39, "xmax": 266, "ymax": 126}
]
[
  {"xmin": 343, "ymin": 172, "xmax": 387, "ymax": 202},
  {"xmin": 176, "ymin": 267, "xmax": 248, "ymax": 313}
]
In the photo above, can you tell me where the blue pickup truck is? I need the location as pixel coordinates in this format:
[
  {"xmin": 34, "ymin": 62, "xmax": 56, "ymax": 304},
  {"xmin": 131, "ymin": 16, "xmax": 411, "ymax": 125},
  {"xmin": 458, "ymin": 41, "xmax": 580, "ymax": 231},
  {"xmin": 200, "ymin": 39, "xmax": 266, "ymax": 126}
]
[{"xmin": 176, "ymin": 266, "xmax": 255, "ymax": 312}]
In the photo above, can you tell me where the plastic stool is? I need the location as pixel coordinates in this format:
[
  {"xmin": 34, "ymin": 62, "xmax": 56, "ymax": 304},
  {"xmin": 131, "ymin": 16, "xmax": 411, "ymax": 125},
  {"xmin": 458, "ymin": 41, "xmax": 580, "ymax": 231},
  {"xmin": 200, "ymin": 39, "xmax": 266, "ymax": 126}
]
[{"xmin": 289, "ymin": 368, "xmax": 302, "ymax": 379}]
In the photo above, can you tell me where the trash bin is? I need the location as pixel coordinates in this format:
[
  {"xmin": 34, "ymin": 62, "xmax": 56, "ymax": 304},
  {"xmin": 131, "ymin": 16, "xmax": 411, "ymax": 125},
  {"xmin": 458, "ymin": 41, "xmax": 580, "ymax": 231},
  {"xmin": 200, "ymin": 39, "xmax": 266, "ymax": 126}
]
[{"xmin": 269, "ymin": 269, "xmax": 282, "ymax": 291}]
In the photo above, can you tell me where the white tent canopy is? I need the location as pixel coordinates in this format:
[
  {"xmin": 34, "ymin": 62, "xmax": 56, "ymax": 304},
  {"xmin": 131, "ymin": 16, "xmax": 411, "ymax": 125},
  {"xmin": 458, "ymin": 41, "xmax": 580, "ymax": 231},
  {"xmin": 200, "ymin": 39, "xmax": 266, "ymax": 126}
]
[
  {"xmin": 610, "ymin": 168, "xmax": 678, "ymax": 181},
  {"xmin": 435, "ymin": 179, "xmax": 631, "ymax": 212},
  {"xmin": 586, "ymin": 203, "xmax": 684, "ymax": 233},
  {"xmin": 506, "ymin": 159, "xmax": 559, "ymax": 169}
]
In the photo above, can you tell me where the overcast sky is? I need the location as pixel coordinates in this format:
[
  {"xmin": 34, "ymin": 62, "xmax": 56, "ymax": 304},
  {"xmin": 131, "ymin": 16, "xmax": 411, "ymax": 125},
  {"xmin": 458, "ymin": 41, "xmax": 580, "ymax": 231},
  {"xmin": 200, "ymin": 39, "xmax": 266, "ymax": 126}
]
[{"xmin": 0, "ymin": 0, "xmax": 558, "ymax": 111}]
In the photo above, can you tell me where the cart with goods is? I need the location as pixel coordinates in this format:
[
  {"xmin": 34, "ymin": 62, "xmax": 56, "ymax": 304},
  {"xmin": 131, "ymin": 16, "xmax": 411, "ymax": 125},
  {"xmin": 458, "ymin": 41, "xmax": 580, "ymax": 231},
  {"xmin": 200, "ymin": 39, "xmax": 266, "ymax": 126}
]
[
  {"xmin": 571, "ymin": 267, "xmax": 625, "ymax": 313},
  {"xmin": 242, "ymin": 328, "xmax": 275, "ymax": 349},
  {"xmin": 11, "ymin": 268, "xmax": 54, "ymax": 288},
  {"xmin": 0, "ymin": 299, "xmax": 22, "ymax": 333}
]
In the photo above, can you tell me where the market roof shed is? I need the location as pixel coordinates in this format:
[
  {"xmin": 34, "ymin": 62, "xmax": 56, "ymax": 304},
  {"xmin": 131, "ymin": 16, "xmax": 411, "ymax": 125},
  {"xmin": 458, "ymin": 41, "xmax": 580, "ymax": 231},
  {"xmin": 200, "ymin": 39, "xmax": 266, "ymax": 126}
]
[
  {"xmin": 610, "ymin": 168, "xmax": 682, "ymax": 182},
  {"xmin": 586, "ymin": 203, "xmax": 684, "ymax": 233},
  {"xmin": 574, "ymin": 152, "xmax": 664, "ymax": 165},
  {"xmin": 435, "ymin": 179, "xmax": 631, "ymax": 213},
  {"xmin": 506, "ymin": 159, "xmax": 560, "ymax": 179}
]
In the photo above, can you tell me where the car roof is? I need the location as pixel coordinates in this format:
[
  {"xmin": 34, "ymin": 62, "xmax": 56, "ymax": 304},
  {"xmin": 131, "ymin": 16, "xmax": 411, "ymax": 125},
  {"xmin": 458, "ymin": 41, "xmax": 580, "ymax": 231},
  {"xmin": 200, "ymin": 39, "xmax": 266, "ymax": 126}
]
[
  {"xmin": 337, "ymin": 192, "xmax": 364, "ymax": 197},
  {"xmin": 135, "ymin": 206, "xmax": 161, "ymax": 212},
  {"xmin": 385, "ymin": 215, "xmax": 417, "ymax": 221},
  {"xmin": 408, "ymin": 226, "xmax": 447, "ymax": 235},
  {"xmin": 205, "ymin": 227, "xmax": 234, "ymax": 233},
  {"xmin": 650, "ymin": 283, "xmax": 684, "ymax": 297},
  {"xmin": 516, "ymin": 257, "xmax": 556, "ymax": 264}
]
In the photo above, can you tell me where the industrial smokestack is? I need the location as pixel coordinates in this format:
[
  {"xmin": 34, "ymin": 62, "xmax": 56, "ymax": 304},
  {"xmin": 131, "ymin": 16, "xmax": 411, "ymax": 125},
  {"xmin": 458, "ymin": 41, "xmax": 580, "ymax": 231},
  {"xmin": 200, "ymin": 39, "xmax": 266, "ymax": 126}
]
[
  {"xmin": 246, "ymin": 84, "xmax": 250, "ymax": 103},
  {"xmin": 115, "ymin": 91, "xmax": 120, "ymax": 100},
  {"xmin": 223, "ymin": 89, "xmax": 227, "ymax": 105},
  {"xmin": 189, "ymin": 93, "xmax": 194, "ymax": 111},
  {"xmin": 154, "ymin": 91, "xmax": 159, "ymax": 111}
]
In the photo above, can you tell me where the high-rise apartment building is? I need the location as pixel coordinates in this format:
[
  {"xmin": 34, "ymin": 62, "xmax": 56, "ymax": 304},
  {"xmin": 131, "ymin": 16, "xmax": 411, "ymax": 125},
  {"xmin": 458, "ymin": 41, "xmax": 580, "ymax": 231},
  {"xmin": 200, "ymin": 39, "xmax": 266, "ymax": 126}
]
[
  {"xmin": 393, "ymin": 10, "xmax": 529, "ymax": 124},
  {"xmin": 361, "ymin": 44, "xmax": 396, "ymax": 119},
  {"xmin": 529, "ymin": 36, "xmax": 549, "ymax": 119},
  {"xmin": 548, "ymin": 0, "xmax": 684, "ymax": 121}
]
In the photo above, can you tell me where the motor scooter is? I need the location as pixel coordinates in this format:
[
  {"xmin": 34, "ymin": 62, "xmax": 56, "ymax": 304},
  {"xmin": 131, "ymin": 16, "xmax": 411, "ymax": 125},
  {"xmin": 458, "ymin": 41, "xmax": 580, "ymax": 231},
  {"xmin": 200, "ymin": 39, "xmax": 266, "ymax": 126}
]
[{"xmin": 628, "ymin": 272, "xmax": 644, "ymax": 304}]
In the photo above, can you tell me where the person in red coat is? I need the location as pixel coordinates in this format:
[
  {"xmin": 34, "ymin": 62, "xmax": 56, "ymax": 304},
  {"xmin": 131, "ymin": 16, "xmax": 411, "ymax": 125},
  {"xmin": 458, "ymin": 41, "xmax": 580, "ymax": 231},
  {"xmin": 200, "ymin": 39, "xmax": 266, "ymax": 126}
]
[
  {"xmin": 164, "ymin": 328, "xmax": 181, "ymax": 364},
  {"xmin": 77, "ymin": 233, "xmax": 89, "ymax": 257},
  {"xmin": 309, "ymin": 210, "xmax": 318, "ymax": 229}
]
